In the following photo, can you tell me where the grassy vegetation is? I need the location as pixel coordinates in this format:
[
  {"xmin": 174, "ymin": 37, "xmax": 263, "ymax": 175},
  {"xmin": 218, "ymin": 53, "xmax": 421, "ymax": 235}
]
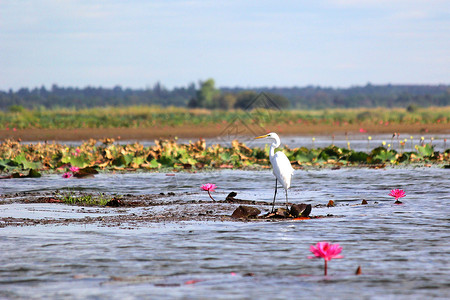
[
  {"xmin": 0, "ymin": 138, "xmax": 448, "ymax": 176},
  {"xmin": 0, "ymin": 106, "xmax": 448, "ymax": 129},
  {"xmin": 56, "ymin": 190, "xmax": 113, "ymax": 206}
]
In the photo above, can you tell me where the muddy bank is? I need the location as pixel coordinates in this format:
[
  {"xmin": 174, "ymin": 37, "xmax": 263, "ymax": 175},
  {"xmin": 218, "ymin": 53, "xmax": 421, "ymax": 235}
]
[
  {"xmin": 1, "ymin": 122, "xmax": 448, "ymax": 141},
  {"xmin": 0, "ymin": 191, "xmax": 337, "ymax": 228}
]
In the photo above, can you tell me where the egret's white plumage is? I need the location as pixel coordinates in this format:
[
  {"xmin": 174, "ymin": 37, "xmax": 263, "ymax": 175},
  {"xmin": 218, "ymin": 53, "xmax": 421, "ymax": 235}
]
[{"xmin": 255, "ymin": 132, "xmax": 294, "ymax": 212}]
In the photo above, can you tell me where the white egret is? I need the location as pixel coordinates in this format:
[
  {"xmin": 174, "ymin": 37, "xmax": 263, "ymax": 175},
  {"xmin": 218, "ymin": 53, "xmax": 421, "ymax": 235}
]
[{"xmin": 255, "ymin": 132, "xmax": 294, "ymax": 212}]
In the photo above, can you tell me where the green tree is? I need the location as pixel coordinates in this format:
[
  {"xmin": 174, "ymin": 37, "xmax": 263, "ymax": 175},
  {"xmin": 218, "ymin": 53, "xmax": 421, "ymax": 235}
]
[
  {"xmin": 196, "ymin": 78, "xmax": 220, "ymax": 108},
  {"xmin": 234, "ymin": 91, "xmax": 258, "ymax": 109},
  {"xmin": 217, "ymin": 93, "xmax": 237, "ymax": 110},
  {"xmin": 8, "ymin": 105, "xmax": 25, "ymax": 113}
]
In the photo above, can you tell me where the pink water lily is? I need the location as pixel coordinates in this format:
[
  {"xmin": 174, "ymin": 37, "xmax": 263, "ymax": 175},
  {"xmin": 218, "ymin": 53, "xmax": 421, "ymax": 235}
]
[
  {"xmin": 62, "ymin": 172, "xmax": 73, "ymax": 179},
  {"xmin": 201, "ymin": 183, "xmax": 216, "ymax": 192},
  {"xmin": 308, "ymin": 242, "xmax": 343, "ymax": 276},
  {"xmin": 73, "ymin": 148, "xmax": 81, "ymax": 157},
  {"xmin": 389, "ymin": 189, "xmax": 406, "ymax": 203},
  {"xmin": 201, "ymin": 183, "xmax": 216, "ymax": 201},
  {"xmin": 69, "ymin": 166, "xmax": 80, "ymax": 173}
]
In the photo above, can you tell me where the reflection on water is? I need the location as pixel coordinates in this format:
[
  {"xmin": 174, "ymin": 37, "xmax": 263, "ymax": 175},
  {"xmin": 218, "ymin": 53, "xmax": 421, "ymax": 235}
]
[{"xmin": 1, "ymin": 168, "xmax": 449, "ymax": 299}]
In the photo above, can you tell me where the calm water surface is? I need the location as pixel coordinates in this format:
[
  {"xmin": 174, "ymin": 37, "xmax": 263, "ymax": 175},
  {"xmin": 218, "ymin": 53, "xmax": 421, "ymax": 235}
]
[
  {"xmin": 1, "ymin": 168, "xmax": 449, "ymax": 299},
  {"xmin": 25, "ymin": 132, "xmax": 449, "ymax": 152}
]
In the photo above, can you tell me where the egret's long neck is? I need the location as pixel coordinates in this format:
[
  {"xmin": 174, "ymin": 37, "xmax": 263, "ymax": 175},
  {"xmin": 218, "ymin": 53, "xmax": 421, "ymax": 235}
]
[{"xmin": 269, "ymin": 137, "xmax": 281, "ymax": 159}]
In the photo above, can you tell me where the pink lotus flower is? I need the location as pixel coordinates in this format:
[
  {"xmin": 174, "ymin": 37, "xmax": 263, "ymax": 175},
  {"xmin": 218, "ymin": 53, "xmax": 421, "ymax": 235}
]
[
  {"xmin": 69, "ymin": 166, "xmax": 80, "ymax": 173},
  {"xmin": 62, "ymin": 172, "xmax": 73, "ymax": 178},
  {"xmin": 201, "ymin": 183, "xmax": 217, "ymax": 201},
  {"xmin": 308, "ymin": 242, "xmax": 343, "ymax": 276},
  {"xmin": 73, "ymin": 148, "xmax": 81, "ymax": 157},
  {"xmin": 201, "ymin": 183, "xmax": 216, "ymax": 192},
  {"xmin": 389, "ymin": 189, "xmax": 406, "ymax": 203}
]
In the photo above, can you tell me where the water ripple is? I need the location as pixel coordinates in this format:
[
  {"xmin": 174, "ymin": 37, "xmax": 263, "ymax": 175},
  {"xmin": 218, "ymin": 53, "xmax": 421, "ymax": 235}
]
[{"xmin": 1, "ymin": 168, "xmax": 450, "ymax": 298}]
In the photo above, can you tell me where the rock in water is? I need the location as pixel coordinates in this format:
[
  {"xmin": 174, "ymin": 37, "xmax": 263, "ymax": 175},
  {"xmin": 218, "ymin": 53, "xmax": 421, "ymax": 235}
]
[
  {"xmin": 74, "ymin": 167, "xmax": 99, "ymax": 178},
  {"xmin": 226, "ymin": 192, "xmax": 238, "ymax": 202},
  {"xmin": 105, "ymin": 198, "xmax": 122, "ymax": 207},
  {"xmin": 273, "ymin": 207, "xmax": 290, "ymax": 218},
  {"xmin": 301, "ymin": 204, "xmax": 312, "ymax": 217},
  {"xmin": 290, "ymin": 204, "xmax": 312, "ymax": 218},
  {"xmin": 231, "ymin": 205, "xmax": 261, "ymax": 219}
]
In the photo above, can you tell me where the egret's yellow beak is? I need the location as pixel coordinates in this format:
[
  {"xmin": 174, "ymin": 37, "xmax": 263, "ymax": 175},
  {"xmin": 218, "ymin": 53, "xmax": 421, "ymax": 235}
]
[{"xmin": 254, "ymin": 134, "xmax": 269, "ymax": 139}]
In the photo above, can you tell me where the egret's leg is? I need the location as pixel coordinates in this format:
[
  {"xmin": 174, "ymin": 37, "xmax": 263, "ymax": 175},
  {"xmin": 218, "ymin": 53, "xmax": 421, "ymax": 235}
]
[
  {"xmin": 271, "ymin": 178, "xmax": 278, "ymax": 213},
  {"xmin": 285, "ymin": 189, "xmax": 289, "ymax": 211}
]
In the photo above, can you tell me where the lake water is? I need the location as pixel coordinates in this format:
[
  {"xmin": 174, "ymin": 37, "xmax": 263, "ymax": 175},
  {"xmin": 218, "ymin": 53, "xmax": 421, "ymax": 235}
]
[
  {"xmin": 24, "ymin": 132, "xmax": 449, "ymax": 152},
  {"xmin": 1, "ymin": 167, "xmax": 449, "ymax": 299}
]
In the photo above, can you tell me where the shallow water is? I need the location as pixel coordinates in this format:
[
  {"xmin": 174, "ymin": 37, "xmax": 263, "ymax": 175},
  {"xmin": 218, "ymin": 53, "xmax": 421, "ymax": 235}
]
[
  {"xmin": 1, "ymin": 168, "xmax": 450, "ymax": 299},
  {"xmin": 24, "ymin": 132, "xmax": 449, "ymax": 152}
]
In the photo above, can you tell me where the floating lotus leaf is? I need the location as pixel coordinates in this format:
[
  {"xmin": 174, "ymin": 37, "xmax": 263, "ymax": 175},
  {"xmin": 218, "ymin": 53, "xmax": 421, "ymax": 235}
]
[
  {"xmin": 13, "ymin": 153, "xmax": 41, "ymax": 170},
  {"xmin": 397, "ymin": 152, "xmax": 411, "ymax": 163},
  {"xmin": 131, "ymin": 156, "xmax": 145, "ymax": 167},
  {"xmin": 321, "ymin": 146, "xmax": 341, "ymax": 157},
  {"xmin": 370, "ymin": 146, "xmax": 388, "ymax": 156},
  {"xmin": 123, "ymin": 154, "xmax": 134, "ymax": 166},
  {"xmin": 0, "ymin": 138, "xmax": 449, "ymax": 174},
  {"xmin": 296, "ymin": 152, "xmax": 315, "ymax": 163},
  {"xmin": 252, "ymin": 148, "xmax": 267, "ymax": 159},
  {"xmin": 111, "ymin": 154, "xmax": 129, "ymax": 167},
  {"xmin": 348, "ymin": 152, "xmax": 369, "ymax": 163},
  {"xmin": 149, "ymin": 158, "xmax": 160, "ymax": 168},
  {"xmin": 180, "ymin": 157, "xmax": 197, "ymax": 165},
  {"xmin": 373, "ymin": 150, "xmax": 397, "ymax": 163},
  {"xmin": 318, "ymin": 151, "xmax": 330, "ymax": 161},
  {"xmin": 103, "ymin": 149, "xmax": 114, "ymax": 159},
  {"xmin": 158, "ymin": 154, "xmax": 174, "ymax": 167},
  {"xmin": 27, "ymin": 169, "xmax": 41, "ymax": 178},
  {"xmin": 96, "ymin": 161, "xmax": 110, "ymax": 168},
  {"xmin": 416, "ymin": 144, "xmax": 434, "ymax": 157},
  {"xmin": 0, "ymin": 159, "xmax": 12, "ymax": 171},
  {"xmin": 61, "ymin": 155, "xmax": 89, "ymax": 168},
  {"xmin": 219, "ymin": 152, "xmax": 232, "ymax": 162}
]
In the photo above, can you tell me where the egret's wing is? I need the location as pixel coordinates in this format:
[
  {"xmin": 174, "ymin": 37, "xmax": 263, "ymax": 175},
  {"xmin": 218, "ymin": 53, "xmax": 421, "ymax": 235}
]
[{"xmin": 271, "ymin": 151, "xmax": 294, "ymax": 189}]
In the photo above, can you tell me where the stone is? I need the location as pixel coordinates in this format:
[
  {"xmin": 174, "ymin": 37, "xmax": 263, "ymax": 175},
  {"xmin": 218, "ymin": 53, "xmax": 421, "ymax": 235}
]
[
  {"xmin": 105, "ymin": 198, "xmax": 122, "ymax": 207},
  {"xmin": 272, "ymin": 207, "xmax": 290, "ymax": 218},
  {"xmin": 231, "ymin": 205, "xmax": 261, "ymax": 219},
  {"xmin": 73, "ymin": 167, "xmax": 98, "ymax": 178},
  {"xmin": 290, "ymin": 204, "xmax": 312, "ymax": 218},
  {"xmin": 226, "ymin": 192, "xmax": 238, "ymax": 201}
]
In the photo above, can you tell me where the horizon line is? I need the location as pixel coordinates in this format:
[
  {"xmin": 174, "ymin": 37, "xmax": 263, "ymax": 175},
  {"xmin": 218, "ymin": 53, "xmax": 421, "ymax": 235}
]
[{"xmin": 2, "ymin": 82, "xmax": 450, "ymax": 92}]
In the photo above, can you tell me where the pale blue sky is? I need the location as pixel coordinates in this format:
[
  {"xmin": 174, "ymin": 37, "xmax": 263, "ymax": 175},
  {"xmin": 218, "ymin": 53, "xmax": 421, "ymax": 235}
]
[{"xmin": 1, "ymin": 0, "xmax": 449, "ymax": 90}]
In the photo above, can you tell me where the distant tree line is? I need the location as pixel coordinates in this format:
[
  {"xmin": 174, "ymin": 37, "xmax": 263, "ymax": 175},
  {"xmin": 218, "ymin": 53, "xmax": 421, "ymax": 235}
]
[
  {"xmin": 187, "ymin": 79, "xmax": 290, "ymax": 109},
  {"xmin": 0, "ymin": 79, "xmax": 449, "ymax": 111},
  {"xmin": 0, "ymin": 83, "xmax": 196, "ymax": 110},
  {"xmin": 232, "ymin": 84, "xmax": 450, "ymax": 109}
]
